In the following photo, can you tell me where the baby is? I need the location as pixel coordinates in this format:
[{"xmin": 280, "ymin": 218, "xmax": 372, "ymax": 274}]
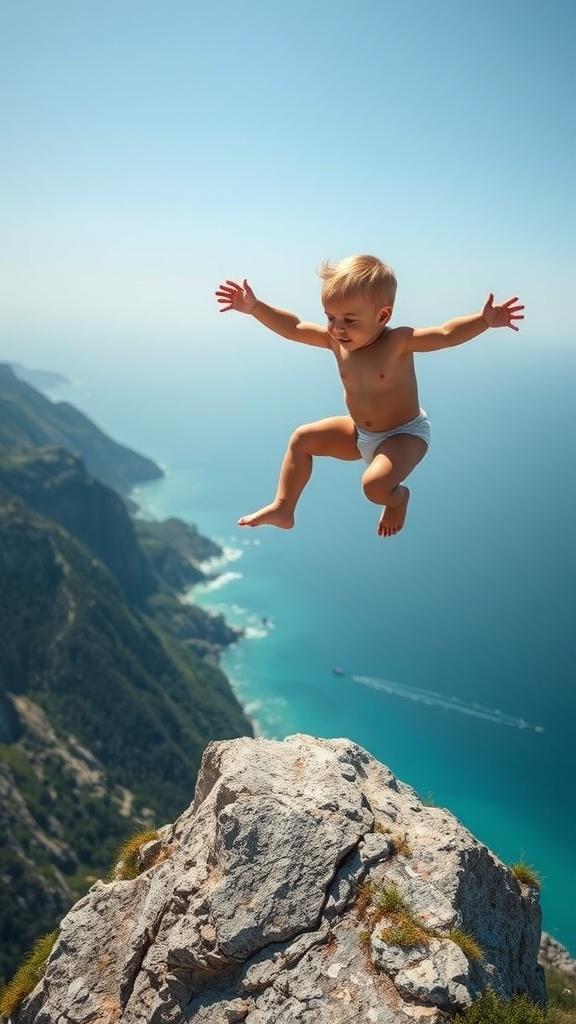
[{"xmin": 216, "ymin": 255, "xmax": 523, "ymax": 537}]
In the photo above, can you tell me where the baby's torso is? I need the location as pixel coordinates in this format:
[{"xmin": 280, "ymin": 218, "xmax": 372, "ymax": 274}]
[{"xmin": 331, "ymin": 328, "xmax": 421, "ymax": 430}]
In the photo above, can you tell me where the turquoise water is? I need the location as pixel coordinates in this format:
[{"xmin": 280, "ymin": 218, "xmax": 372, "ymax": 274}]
[{"xmin": 63, "ymin": 336, "xmax": 575, "ymax": 953}]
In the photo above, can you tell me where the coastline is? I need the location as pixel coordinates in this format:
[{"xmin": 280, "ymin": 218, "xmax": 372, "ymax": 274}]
[{"xmin": 130, "ymin": 480, "xmax": 268, "ymax": 738}]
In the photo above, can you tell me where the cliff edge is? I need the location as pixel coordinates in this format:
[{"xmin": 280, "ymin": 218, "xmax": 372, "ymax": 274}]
[{"xmin": 14, "ymin": 735, "xmax": 545, "ymax": 1023}]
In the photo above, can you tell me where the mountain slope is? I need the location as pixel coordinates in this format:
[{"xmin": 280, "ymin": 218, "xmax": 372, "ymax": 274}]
[{"xmin": 0, "ymin": 364, "xmax": 161, "ymax": 494}]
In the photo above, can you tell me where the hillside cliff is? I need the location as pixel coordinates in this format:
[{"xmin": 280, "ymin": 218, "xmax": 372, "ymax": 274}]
[
  {"xmin": 0, "ymin": 369, "xmax": 252, "ymax": 984},
  {"xmin": 0, "ymin": 364, "xmax": 162, "ymax": 494},
  {"xmin": 0, "ymin": 448, "xmax": 156, "ymax": 603},
  {"xmin": 11, "ymin": 735, "xmax": 546, "ymax": 1023}
]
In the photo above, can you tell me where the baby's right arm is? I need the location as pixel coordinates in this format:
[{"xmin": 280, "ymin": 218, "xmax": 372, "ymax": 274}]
[{"xmin": 215, "ymin": 279, "xmax": 330, "ymax": 349}]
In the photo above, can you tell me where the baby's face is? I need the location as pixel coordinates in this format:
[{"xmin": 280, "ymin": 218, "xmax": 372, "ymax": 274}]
[{"xmin": 323, "ymin": 293, "xmax": 391, "ymax": 352}]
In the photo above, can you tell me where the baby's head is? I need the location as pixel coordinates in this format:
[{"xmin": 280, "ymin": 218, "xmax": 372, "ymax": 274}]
[{"xmin": 319, "ymin": 254, "xmax": 397, "ymax": 351}]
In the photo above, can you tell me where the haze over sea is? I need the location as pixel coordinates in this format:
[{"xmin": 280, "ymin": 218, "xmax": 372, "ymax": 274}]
[{"xmin": 48, "ymin": 333, "xmax": 575, "ymax": 953}]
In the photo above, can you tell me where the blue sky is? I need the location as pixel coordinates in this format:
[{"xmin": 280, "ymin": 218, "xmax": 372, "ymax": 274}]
[{"xmin": 1, "ymin": 0, "xmax": 574, "ymax": 366}]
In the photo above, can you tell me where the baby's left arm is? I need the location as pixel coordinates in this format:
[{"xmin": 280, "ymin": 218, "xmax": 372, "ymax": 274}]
[{"xmin": 402, "ymin": 294, "xmax": 525, "ymax": 353}]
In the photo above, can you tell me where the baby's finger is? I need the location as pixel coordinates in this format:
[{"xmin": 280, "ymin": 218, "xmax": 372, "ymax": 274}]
[
  {"xmin": 503, "ymin": 296, "xmax": 519, "ymax": 306},
  {"xmin": 225, "ymin": 279, "xmax": 242, "ymax": 290}
]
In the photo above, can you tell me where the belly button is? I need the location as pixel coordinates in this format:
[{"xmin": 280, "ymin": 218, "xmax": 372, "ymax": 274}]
[
  {"xmin": 379, "ymin": 373, "xmax": 385, "ymax": 379},
  {"xmin": 365, "ymin": 420, "xmax": 373, "ymax": 427}
]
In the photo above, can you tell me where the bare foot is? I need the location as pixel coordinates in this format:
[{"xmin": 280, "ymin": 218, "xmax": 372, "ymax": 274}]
[
  {"xmin": 238, "ymin": 502, "xmax": 295, "ymax": 529},
  {"xmin": 377, "ymin": 487, "xmax": 410, "ymax": 537}
]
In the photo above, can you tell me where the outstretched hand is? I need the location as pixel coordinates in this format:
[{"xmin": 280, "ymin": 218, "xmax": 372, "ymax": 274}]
[
  {"xmin": 482, "ymin": 293, "xmax": 525, "ymax": 332},
  {"xmin": 215, "ymin": 279, "xmax": 258, "ymax": 314}
]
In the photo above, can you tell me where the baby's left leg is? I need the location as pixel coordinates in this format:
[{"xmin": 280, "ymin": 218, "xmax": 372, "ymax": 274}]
[{"xmin": 361, "ymin": 434, "xmax": 428, "ymax": 537}]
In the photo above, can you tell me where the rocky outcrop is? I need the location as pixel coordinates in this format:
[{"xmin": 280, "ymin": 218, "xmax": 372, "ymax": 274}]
[
  {"xmin": 135, "ymin": 518, "xmax": 222, "ymax": 592},
  {"xmin": 539, "ymin": 932, "xmax": 576, "ymax": 977},
  {"xmin": 14, "ymin": 735, "xmax": 545, "ymax": 1023}
]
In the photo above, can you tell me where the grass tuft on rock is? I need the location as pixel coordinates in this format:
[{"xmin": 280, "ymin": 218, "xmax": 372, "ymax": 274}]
[
  {"xmin": 448, "ymin": 928, "xmax": 484, "ymax": 962},
  {"xmin": 379, "ymin": 916, "xmax": 431, "ymax": 950},
  {"xmin": 454, "ymin": 988, "xmax": 549, "ymax": 1022},
  {"xmin": 109, "ymin": 829, "xmax": 160, "ymax": 881},
  {"xmin": 390, "ymin": 834, "xmax": 412, "ymax": 858},
  {"xmin": 510, "ymin": 862, "xmax": 541, "ymax": 890},
  {"xmin": 0, "ymin": 931, "xmax": 59, "ymax": 1017},
  {"xmin": 373, "ymin": 882, "xmax": 408, "ymax": 917}
]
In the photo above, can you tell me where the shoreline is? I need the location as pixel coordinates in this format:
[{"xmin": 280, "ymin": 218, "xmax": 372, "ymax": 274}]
[{"xmin": 129, "ymin": 479, "xmax": 268, "ymax": 739}]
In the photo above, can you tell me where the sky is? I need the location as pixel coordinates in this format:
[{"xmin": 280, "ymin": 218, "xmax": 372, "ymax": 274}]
[{"xmin": 1, "ymin": 0, "xmax": 574, "ymax": 370}]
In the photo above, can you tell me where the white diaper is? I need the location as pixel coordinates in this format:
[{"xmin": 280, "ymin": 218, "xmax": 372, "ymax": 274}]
[{"xmin": 356, "ymin": 409, "xmax": 431, "ymax": 464}]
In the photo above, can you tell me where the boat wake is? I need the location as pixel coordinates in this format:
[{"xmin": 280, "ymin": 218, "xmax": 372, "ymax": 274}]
[{"xmin": 350, "ymin": 674, "xmax": 544, "ymax": 733}]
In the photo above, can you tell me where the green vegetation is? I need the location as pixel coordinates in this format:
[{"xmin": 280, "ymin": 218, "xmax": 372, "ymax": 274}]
[
  {"xmin": 379, "ymin": 916, "xmax": 431, "ymax": 950},
  {"xmin": 355, "ymin": 878, "xmax": 488, "ymax": 969},
  {"xmin": 135, "ymin": 517, "xmax": 220, "ymax": 592},
  {"xmin": 454, "ymin": 988, "xmax": 552, "ymax": 1022},
  {"xmin": 546, "ymin": 968, "xmax": 576, "ymax": 1014},
  {"xmin": 0, "ymin": 366, "xmax": 254, "ymax": 983},
  {"xmin": 510, "ymin": 862, "xmax": 541, "ymax": 890},
  {"xmin": 110, "ymin": 830, "xmax": 160, "ymax": 880},
  {"xmin": 451, "ymin": 971, "xmax": 576, "ymax": 1023},
  {"xmin": 448, "ymin": 928, "xmax": 484, "ymax": 962},
  {"xmin": 0, "ymin": 447, "xmax": 156, "ymax": 603},
  {"xmin": 0, "ymin": 931, "xmax": 58, "ymax": 1017},
  {"xmin": 0, "ymin": 362, "xmax": 161, "ymax": 493},
  {"xmin": 373, "ymin": 883, "xmax": 408, "ymax": 917}
]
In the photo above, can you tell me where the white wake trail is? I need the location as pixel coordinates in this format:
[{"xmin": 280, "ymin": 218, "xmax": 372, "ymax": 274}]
[{"xmin": 351, "ymin": 675, "xmax": 544, "ymax": 732}]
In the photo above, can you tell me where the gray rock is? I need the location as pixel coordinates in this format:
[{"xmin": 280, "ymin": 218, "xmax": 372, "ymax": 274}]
[
  {"xmin": 539, "ymin": 932, "xmax": 576, "ymax": 977},
  {"xmin": 14, "ymin": 735, "xmax": 546, "ymax": 1023}
]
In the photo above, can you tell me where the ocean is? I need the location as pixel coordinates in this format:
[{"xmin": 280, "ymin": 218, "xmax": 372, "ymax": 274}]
[{"xmin": 58, "ymin": 332, "xmax": 576, "ymax": 953}]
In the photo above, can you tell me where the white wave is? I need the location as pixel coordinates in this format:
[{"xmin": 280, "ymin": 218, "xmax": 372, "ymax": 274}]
[
  {"xmin": 198, "ymin": 544, "xmax": 243, "ymax": 575},
  {"xmin": 198, "ymin": 571, "xmax": 243, "ymax": 593},
  {"xmin": 351, "ymin": 675, "xmax": 544, "ymax": 733},
  {"xmin": 226, "ymin": 688, "xmax": 287, "ymax": 739},
  {"xmin": 244, "ymin": 626, "xmax": 268, "ymax": 640}
]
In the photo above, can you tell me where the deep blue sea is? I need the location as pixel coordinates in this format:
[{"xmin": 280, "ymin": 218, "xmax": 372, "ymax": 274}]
[{"xmin": 56, "ymin": 333, "xmax": 575, "ymax": 953}]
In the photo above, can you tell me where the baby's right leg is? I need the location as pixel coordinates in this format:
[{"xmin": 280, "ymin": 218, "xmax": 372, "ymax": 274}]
[{"xmin": 238, "ymin": 416, "xmax": 360, "ymax": 528}]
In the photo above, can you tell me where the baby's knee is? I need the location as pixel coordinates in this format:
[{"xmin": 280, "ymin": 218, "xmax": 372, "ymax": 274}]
[
  {"xmin": 362, "ymin": 469, "xmax": 394, "ymax": 503},
  {"xmin": 289, "ymin": 425, "xmax": 313, "ymax": 452}
]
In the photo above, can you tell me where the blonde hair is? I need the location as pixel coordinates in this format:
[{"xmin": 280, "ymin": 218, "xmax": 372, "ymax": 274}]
[{"xmin": 318, "ymin": 254, "xmax": 397, "ymax": 310}]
